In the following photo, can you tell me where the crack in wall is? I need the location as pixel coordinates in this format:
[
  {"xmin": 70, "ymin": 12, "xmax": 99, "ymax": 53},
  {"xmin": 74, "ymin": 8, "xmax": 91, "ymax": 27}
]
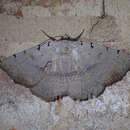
[
  {"xmin": 101, "ymin": 0, "xmax": 106, "ymax": 18},
  {"xmin": 89, "ymin": 0, "xmax": 106, "ymax": 35},
  {"xmin": 89, "ymin": 15, "xmax": 122, "ymax": 43},
  {"xmin": 90, "ymin": 19, "xmax": 100, "ymax": 34}
]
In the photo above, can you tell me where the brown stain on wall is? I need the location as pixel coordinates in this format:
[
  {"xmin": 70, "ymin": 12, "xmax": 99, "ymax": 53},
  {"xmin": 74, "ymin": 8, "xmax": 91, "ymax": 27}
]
[
  {"xmin": 33, "ymin": 0, "xmax": 74, "ymax": 16},
  {"xmin": 35, "ymin": 0, "xmax": 73, "ymax": 8}
]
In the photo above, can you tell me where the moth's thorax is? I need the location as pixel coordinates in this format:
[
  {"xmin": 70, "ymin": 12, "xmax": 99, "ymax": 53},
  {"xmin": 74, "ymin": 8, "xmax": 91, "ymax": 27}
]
[
  {"xmin": 47, "ymin": 51, "xmax": 81, "ymax": 74},
  {"xmin": 54, "ymin": 40, "xmax": 79, "ymax": 55},
  {"xmin": 56, "ymin": 46, "xmax": 72, "ymax": 55}
]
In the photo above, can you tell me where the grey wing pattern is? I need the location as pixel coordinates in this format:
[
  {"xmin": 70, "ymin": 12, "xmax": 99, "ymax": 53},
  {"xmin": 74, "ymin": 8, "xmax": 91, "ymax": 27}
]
[
  {"xmin": 72, "ymin": 41, "xmax": 130, "ymax": 99},
  {"xmin": 0, "ymin": 42, "xmax": 55, "ymax": 87},
  {"xmin": 0, "ymin": 40, "xmax": 130, "ymax": 101}
]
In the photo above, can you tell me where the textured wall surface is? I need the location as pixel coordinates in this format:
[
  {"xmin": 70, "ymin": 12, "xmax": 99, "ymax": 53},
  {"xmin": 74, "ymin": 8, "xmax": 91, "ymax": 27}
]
[{"xmin": 0, "ymin": 0, "xmax": 130, "ymax": 130}]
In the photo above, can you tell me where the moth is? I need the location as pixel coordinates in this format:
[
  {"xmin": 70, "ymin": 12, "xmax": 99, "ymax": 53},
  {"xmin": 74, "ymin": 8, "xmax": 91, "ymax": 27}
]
[{"xmin": 0, "ymin": 30, "xmax": 130, "ymax": 101}]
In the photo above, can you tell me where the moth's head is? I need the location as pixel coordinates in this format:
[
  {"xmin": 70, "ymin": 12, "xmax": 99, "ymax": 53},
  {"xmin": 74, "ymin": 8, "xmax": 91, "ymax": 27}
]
[{"xmin": 60, "ymin": 34, "xmax": 71, "ymax": 40}]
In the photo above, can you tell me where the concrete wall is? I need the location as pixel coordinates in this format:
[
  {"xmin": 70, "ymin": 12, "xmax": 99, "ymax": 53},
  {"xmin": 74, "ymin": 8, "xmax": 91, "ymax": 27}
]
[{"xmin": 0, "ymin": 0, "xmax": 130, "ymax": 56}]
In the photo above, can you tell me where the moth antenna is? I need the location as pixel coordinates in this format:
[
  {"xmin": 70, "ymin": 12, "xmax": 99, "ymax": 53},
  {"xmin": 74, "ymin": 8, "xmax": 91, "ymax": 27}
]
[
  {"xmin": 73, "ymin": 29, "xmax": 85, "ymax": 41},
  {"xmin": 41, "ymin": 30, "xmax": 56, "ymax": 41}
]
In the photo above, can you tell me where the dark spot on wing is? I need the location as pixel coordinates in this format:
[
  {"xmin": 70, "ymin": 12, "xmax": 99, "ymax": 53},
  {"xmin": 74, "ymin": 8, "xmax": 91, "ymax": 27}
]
[
  {"xmin": 13, "ymin": 54, "xmax": 16, "ymax": 58},
  {"xmin": 117, "ymin": 50, "xmax": 120, "ymax": 54},
  {"xmin": 80, "ymin": 41, "xmax": 83, "ymax": 45},
  {"xmin": 37, "ymin": 45, "xmax": 40, "ymax": 50},
  {"xmin": 48, "ymin": 41, "xmax": 50, "ymax": 46},
  {"xmin": 90, "ymin": 42, "xmax": 94, "ymax": 48}
]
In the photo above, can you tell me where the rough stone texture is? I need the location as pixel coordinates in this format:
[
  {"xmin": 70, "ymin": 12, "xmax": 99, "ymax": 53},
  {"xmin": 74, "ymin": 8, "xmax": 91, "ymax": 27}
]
[
  {"xmin": 105, "ymin": 0, "xmax": 130, "ymax": 42},
  {"xmin": 105, "ymin": 0, "xmax": 130, "ymax": 18},
  {"xmin": 89, "ymin": 15, "xmax": 122, "ymax": 42},
  {"xmin": 0, "ymin": 0, "xmax": 103, "ymax": 17}
]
